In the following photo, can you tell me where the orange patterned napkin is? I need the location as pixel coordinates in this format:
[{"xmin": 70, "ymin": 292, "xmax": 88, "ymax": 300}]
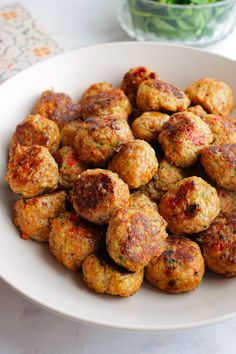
[{"xmin": 0, "ymin": 2, "xmax": 64, "ymax": 83}]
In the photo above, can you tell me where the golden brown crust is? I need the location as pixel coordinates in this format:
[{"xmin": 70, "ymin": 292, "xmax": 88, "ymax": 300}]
[
  {"xmin": 185, "ymin": 77, "xmax": 234, "ymax": 117},
  {"xmin": 139, "ymin": 159, "xmax": 185, "ymax": 202},
  {"xmin": 60, "ymin": 120, "xmax": 82, "ymax": 146},
  {"xmin": 198, "ymin": 212, "xmax": 236, "ymax": 277},
  {"xmin": 145, "ymin": 236, "xmax": 205, "ymax": 293},
  {"xmin": 33, "ymin": 90, "xmax": 81, "ymax": 128},
  {"xmin": 108, "ymin": 139, "xmax": 158, "ymax": 188},
  {"xmin": 129, "ymin": 192, "xmax": 158, "ymax": 211},
  {"xmin": 73, "ymin": 116, "xmax": 134, "ymax": 166},
  {"xmin": 137, "ymin": 79, "xmax": 190, "ymax": 112},
  {"xmin": 12, "ymin": 114, "xmax": 60, "ymax": 154},
  {"xmin": 159, "ymin": 176, "xmax": 220, "ymax": 234},
  {"xmin": 82, "ymin": 252, "xmax": 144, "ymax": 297},
  {"xmin": 6, "ymin": 144, "xmax": 59, "ymax": 197},
  {"xmin": 158, "ymin": 112, "xmax": 213, "ymax": 167},
  {"xmin": 201, "ymin": 144, "xmax": 236, "ymax": 191},
  {"xmin": 187, "ymin": 105, "xmax": 207, "ymax": 118},
  {"xmin": 14, "ymin": 191, "xmax": 66, "ymax": 242},
  {"xmin": 55, "ymin": 146, "xmax": 87, "ymax": 189},
  {"xmin": 202, "ymin": 114, "xmax": 236, "ymax": 145},
  {"xmin": 106, "ymin": 207, "xmax": 167, "ymax": 271},
  {"xmin": 217, "ymin": 187, "xmax": 236, "ymax": 213},
  {"xmin": 49, "ymin": 212, "xmax": 102, "ymax": 271},
  {"xmin": 131, "ymin": 111, "xmax": 169, "ymax": 142},
  {"xmin": 120, "ymin": 66, "xmax": 157, "ymax": 107},
  {"xmin": 72, "ymin": 169, "xmax": 130, "ymax": 224},
  {"xmin": 80, "ymin": 88, "xmax": 132, "ymax": 120},
  {"xmin": 80, "ymin": 82, "xmax": 114, "ymax": 104}
]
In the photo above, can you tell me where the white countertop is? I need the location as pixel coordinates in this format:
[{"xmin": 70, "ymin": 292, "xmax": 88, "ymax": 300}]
[{"xmin": 0, "ymin": 0, "xmax": 236, "ymax": 353}]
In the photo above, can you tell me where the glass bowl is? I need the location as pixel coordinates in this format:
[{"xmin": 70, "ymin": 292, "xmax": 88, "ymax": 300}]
[{"xmin": 117, "ymin": 0, "xmax": 236, "ymax": 46}]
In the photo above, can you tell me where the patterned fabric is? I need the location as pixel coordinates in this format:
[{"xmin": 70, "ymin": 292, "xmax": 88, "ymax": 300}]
[{"xmin": 0, "ymin": 2, "xmax": 64, "ymax": 83}]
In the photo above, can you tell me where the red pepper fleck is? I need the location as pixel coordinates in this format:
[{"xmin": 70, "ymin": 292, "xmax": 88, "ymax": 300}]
[{"xmin": 21, "ymin": 233, "xmax": 30, "ymax": 240}]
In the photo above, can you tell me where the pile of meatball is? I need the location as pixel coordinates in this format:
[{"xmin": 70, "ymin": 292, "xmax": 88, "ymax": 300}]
[{"xmin": 6, "ymin": 66, "xmax": 236, "ymax": 297}]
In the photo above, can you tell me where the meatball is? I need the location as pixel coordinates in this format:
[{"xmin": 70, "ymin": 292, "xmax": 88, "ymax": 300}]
[
  {"xmin": 73, "ymin": 116, "xmax": 134, "ymax": 166},
  {"xmin": 80, "ymin": 88, "xmax": 132, "ymax": 120},
  {"xmin": 130, "ymin": 192, "xmax": 158, "ymax": 211},
  {"xmin": 60, "ymin": 120, "xmax": 82, "ymax": 146},
  {"xmin": 202, "ymin": 114, "xmax": 236, "ymax": 145},
  {"xmin": 185, "ymin": 77, "xmax": 234, "ymax": 117},
  {"xmin": 187, "ymin": 105, "xmax": 207, "ymax": 118},
  {"xmin": 108, "ymin": 140, "xmax": 158, "ymax": 189},
  {"xmin": 106, "ymin": 207, "xmax": 167, "ymax": 271},
  {"xmin": 55, "ymin": 146, "xmax": 87, "ymax": 189},
  {"xmin": 201, "ymin": 144, "xmax": 236, "ymax": 191},
  {"xmin": 198, "ymin": 212, "xmax": 236, "ymax": 277},
  {"xmin": 80, "ymin": 82, "xmax": 113, "ymax": 104},
  {"xmin": 145, "ymin": 236, "xmax": 205, "ymax": 293},
  {"xmin": 6, "ymin": 144, "xmax": 59, "ymax": 197},
  {"xmin": 72, "ymin": 169, "xmax": 130, "ymax": 224},
  {"xmin": 158, "ymin": 112, "xmax": 213, "ymax": 168},
  {"xmin": 159, "ymin": 176, "xmax": 220, "ymax": 234},
  {"xmin": 139, "ymin": 159, "xmax": 185, "ymax": 202},
  {"xmin": 217, "ymin": 187, "xmax": 236, "ymax": 213},
  {"xmin": 137, "ymin": 79, "xmax": 190, "ymax": 112},
  {"xmin": 11, "ymin": 114, "xmax": 60, "ymax": 154},
  {"xmin": 82, "ymin": 252, "xmax": 144, "ymax": 297},
  {"xmin": 225, "ymin": 116, "xmax": 236, "ymax": 128},
  {"xmin": 49, "ymin": 212, "xmax": 102, "ymax": 271},
  {"xmin": 120, "ymin": 66, "xmax": 157, "ymax": 107},
  {"xmin": 33, "ymin": 90, "xmax": 81, "ymax": 128},
  {"xmin": 131, "ymin": 112, "xmax": 169, "ymax": 142},
  {"xmin": 14, "ymin": 191, "xmax": 66, "ymax": 242}
]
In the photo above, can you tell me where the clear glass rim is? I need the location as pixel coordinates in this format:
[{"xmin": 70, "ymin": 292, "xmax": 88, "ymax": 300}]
[{"xmin": 128, "ymin": 0, "xmax": 236, "ymax": 9}]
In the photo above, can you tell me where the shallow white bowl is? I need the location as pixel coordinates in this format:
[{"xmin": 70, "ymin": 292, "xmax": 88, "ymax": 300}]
[{"xmin": 0, "ymin": 42, "xmax": 235, "ymax": 331}]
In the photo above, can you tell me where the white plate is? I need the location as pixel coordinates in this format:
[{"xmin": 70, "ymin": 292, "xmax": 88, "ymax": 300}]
[{"xmin": 0, "ymin": 42, "xmax": 235, "ymax": 331}]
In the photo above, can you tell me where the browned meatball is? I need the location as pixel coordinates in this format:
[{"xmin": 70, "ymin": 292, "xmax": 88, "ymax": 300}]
[
  {"xmin": 60, "ymin": 120, "xmax": 82, "ymax": 146},
  {"xmin": 72, "ymin": 169, "xmax": 130, "ymax": 224},
  {"xmin": 11, "ymin": 114, "xmax": 60, "ymax": 154},
  {"xmin": 108, "ymin": 139, "xmax": 158, "ymax": 188},
  {"xmin": 202, "ymin": 114, "xmax": 236, "ymax": 145},
  {"xmin": 145, "ymin": 236, "xmax": 205, "ymax": 293},
  {"xmin": 159, "ymin": 176, "xmax": 220, "ymax": 234},
  {"xmin": 120, "ymin": 66, "xmax": 157, "ymax": 107},
  {"xmin": 129, "ymin": 191, "xmax": 158, "ymax": 211},
  {"xmin": 33, "ymin": 90, "xmax": 81, "ymax": 128},
  {"xmin": 217, "ymin": 187, "xmax": 236, "ymax": 213},
  {"xmin": 201, "ymin": 144, "xmax": 236, "ymax": 191},
  {"xmin": 73, "ymin": 116, "xmax": 134, "ymax": 166},
  {"xmin": 14, "ymin": 191, "xmax": 66, "ymax": 242},
  {"xmin": 82, "ymin": 252, "xmax": 144, "ymax": 297},
  {"xmin": 198, "ymin": 212, "xmax": 236, "ymax": 277},
  {"xmin": 139, "ymin": 159, "xmax": 186, "ymax": 202},
  {"xmin": 80, "ymin": 88, "xmax": 132, "ymax": 120},
  {"xmin": 131, "ymin": 112, "xmax": 169, "ymax": 142},
  {"xmin": 185, "ymin": 77, "xmax": 234, "ymax": 117},
  {"xmin": 49, "ymin": 212, "xmax": 102, "ymax": 271},
  {"xmin": 187, "ymin": 105, "xmax": 207, "ymax": 118},
  {"xmin": 6, "ymin": 144, "xmax": 59, "ymax": 197},
  {"xmin": 158, "ymin": 112, "xmax": 213, "ymax": 168},
  {"xmin": 137, "ymin": 79, "xmax": 190, "ymax": 112},
  {"xmin": 80, "ymin": 82, "xmax": 113, "ymax": 104},
  {"xmin": 55, "ymin": 146, "xmax": 87, "ymax": 189},
  {"xmin": 106, "ymin": 207, "xmax": 167, "ymax": 271}
]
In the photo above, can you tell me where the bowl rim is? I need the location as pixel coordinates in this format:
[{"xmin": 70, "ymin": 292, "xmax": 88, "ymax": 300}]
[
  {"xmin": 126, "ymin": 0, "xmax": 235, "ymax": 9},
  {"xmin": 1, "ymin": 41, "xmax": 236, "ymax": 331}
]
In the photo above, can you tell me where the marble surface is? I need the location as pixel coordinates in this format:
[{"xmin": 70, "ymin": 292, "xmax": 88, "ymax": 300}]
[{"xmin": 0, "ymin": 0, "xmax": 236, "ymax": 353}]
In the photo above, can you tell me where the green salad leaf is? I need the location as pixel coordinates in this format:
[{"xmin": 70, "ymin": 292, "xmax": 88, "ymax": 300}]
[{"xmin": 128, "ymin": 0, "xmax": 234, "ymax": 42}]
